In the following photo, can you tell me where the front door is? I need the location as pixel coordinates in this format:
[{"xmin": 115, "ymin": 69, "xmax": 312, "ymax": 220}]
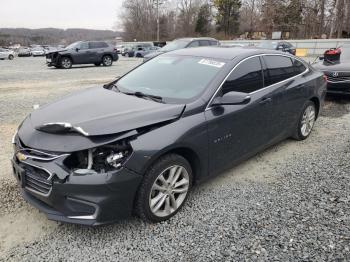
[{"xmin": 205, "ymin": 56, "xmax": 274, "ymax": 175}]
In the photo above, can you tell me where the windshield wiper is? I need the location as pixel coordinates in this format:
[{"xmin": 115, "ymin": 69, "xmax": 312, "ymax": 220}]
[{"xmin": 123, "ymin": 91, "xmax": 163, "ymax": 103}]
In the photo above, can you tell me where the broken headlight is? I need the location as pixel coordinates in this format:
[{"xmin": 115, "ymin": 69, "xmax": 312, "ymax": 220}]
[{"xmin": 64, "ymin": 140, "xmax": 132, "ymax": 173}]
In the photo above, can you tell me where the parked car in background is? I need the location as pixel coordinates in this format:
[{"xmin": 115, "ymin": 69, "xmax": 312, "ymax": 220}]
[
  {"xmin": 143, "ymin": 37, "xmax": 219, "ymax": 62},
  {"xmin": 18, "ymin": 47, "xmax": 32, "ymax": 57},
  {"xmin": 115, "ymin": 45, "xmax": 124, "ymax": 54},
  {"xmin": 257, "ymin": 41, "xmax": 296, "ymax": 55},
  {"xmin": 31, "ymin": 47, "xmax": 46, "ymax": 57},
  {"xmin": 12, "ymin": 47, "xmax": 325, "ymax": 225},
  {"xmin": 0, "ymin": 48, "xmax": 15, "ymax": 60},
  {"xmin": 124, "ymin": 43, "xmax": 154, "ymax": 57},
  {"xmin": 313, "ymin": 44, "xmax": 350, "ymax": 95},
  {"xmin": 46, "ymin": 41, "xmax": 119, "ymax": 69},
  {"xmin": 135, "ymin": 46, "xmax": 160, "ymax": 58}
]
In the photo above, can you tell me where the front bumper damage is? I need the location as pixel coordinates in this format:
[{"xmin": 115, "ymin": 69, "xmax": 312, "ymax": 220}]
[{"xmin": 12, "ymin": 137, "xmax": 142, "ymax": 226}]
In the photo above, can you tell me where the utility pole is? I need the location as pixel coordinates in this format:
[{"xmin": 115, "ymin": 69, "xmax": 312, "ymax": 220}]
[{"xmin": 156, "ymin": 0, "xmax": 160, "ymax": 42}]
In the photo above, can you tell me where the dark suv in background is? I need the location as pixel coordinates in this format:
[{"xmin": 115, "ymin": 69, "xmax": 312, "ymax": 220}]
[
  {"xmin": 143, "ymin": 37, "xmax": 219, "ymax": 62},
  {"xmin": 46, "ymin": 41, "xmax": 119, "ymax": 69},
  {"xmin": 257, "ymin": 40, "xmax": 296, "ymax": 55}
]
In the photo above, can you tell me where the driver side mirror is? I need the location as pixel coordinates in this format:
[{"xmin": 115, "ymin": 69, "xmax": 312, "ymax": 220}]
[
  {"xmin": 75, "ymin": 47, "xmax": 80, "ymax": 52},
  {"xmin": 212, "ymin": 91, "xmax": 251, "ymax": 106}
]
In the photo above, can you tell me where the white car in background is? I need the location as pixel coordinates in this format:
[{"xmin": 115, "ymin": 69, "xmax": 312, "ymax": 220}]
[
  {"xmin": 0, "ymin": 48, "xmax": 15, "ymax": 60},
  {"xmin": 31, "ymin": 47, "xmax": 46, "ymax": 57}
]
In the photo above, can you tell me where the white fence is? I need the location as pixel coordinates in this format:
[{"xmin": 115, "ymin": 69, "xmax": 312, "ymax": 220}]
[{"xmin": 121, "ymin": 39, "xmax": 350, "ymax": 57}]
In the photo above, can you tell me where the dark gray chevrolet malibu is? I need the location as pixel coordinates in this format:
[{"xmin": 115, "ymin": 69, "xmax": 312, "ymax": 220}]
[{"xmin": 12, "ymin": 47, "xmax": 326, "ymax": 225}]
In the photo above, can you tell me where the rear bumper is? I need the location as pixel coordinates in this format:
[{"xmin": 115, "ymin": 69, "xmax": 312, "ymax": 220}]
[{"xmin": 12, "ymin": 157, "xmax": 143, "ymax": 225}]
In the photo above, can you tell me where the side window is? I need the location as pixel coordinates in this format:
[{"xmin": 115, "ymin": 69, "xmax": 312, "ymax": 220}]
[
  {"xmin": 263, "ymin": 55, "xmax": 295, "ymax": 86},
  {"xmin": 199, "ymin": 40, "xmax": 210, "ymax": 46},
  {"xmin": 187, "ymin": 41, "xmax": 199, "ymax": 48},
  {"xmin": 292, "ymin": 58, "xmax": 307, "ymax": 75},
  {"xmin": 89, "ymin": 42, "xmax": 102, "ymax": 49},
  {"xmin": 80, "ymin": 42, "xmax": 89, "ymax": 50},
  {"xmin": 222, "ymin": 57, "xmax": 263, "ymax": 94},
  {"xmin": 210, "ymin": 40, "xmax": 218, "ymax": 46}
]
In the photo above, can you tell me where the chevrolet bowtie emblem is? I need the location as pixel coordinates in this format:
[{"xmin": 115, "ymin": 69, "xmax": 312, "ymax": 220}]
[{"xmin": 16, "ymin": 152, "xmax": 27, "ymax": 161}]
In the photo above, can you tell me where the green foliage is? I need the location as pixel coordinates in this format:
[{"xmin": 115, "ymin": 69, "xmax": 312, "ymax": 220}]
[
  {"xmin": 195, "ymin": 4, "xmax": 212, "ymax": 36},
  {"xmin": 213, "ymin": 0, "xmax": 242, "ymax": 37}
]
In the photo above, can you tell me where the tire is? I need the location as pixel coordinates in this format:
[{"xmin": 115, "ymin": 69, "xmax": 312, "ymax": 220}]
[
  {"xmin": 8, "ymin": 54, "xmax": 14, "ymax": 60},
  {"xmin": 60, "ymin": 57, "xmax": 72, "ymax": 69},
  {"xmin": 136, "ymin": 53, "xmax": 142, "ymax": 58},
  {"xmin": 102, "ymin": 55, "xmax": 113, "ymax": 66},
  {"xmin": 293, "ymin": 101, "xmax": 316, "ymax": 140},
  {"xmin": 94, "ymin": 63, "xmax": 101, "ymax": 66},
  {"xmin": 135, "ymin": 154, "xmax": 193, "ymax": 223}
]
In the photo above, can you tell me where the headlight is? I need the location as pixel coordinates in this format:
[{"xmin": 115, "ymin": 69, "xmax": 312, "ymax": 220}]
[
  {"xmin": 64, "ymin": 140, "xmax": 132, "ymax": 173},
  {"xmin": 11, "ymin": 129, "xmax": 18, "ymax": 144}
]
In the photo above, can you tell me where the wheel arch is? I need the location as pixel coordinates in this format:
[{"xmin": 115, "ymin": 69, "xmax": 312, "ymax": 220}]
[
  {"xmin": 310, "ymin": 96, "xmax": 320, "ymax": 119},
  {"xmin": 138, "ymin": 146, "xmax": 203, "ymax": 185}
]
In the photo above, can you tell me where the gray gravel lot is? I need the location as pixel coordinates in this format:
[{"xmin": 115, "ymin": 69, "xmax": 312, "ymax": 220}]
[{"xmin": 0, "ymin": 57, "xmax": 350, "ymax": 261}]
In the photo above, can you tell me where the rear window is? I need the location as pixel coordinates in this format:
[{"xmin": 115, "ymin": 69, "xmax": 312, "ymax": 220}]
[
  {"xmin": 199, "ymin": 40, "xmax": 210, "ymax": 46},
  {"xmin": 292, "ymin": 58, "xmax": 307, "ymax": 75},
  {"xmin": 263, "ymin": 55, "xmax": 295, "ymax": 86}
]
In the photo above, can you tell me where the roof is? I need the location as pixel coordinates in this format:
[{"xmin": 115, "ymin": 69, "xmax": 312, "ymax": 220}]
[
  {"xmin": 175, "ymin": 37, "xmax": 218, "ymax": 41},
  {"xmin": 167, "ymin": 46, "xmax": 284, "ymax": 60}
]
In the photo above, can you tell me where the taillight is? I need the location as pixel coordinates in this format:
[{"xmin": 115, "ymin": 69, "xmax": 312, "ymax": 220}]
[{"xmin": 323, "ymin": 74, "xmax": 328, "ymax": 82}]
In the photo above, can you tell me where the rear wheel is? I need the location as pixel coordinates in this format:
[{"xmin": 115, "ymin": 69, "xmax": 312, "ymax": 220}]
[
  {"xmin": 293, "ymin": 101, "xmax": 316, "ymax": 140},
  {"xmin": 60, "ymin": 57, "xmax": 72, "ymax": 69},
  {"xmin": 135, "ymin": 154, "xmax": 192, "ymax": 222},
  {"xmin": 8, "ymin": 54, "xmax": 14, "ymax": 60},
  {"xmin": 102, "ymin": 55, "xmax": 113, "ymax": 66}
]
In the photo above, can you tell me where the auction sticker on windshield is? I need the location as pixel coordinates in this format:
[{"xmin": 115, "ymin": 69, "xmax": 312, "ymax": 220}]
[{"xmin": 198, "ymin": 59, "xmax": 225, "ymax": 68}]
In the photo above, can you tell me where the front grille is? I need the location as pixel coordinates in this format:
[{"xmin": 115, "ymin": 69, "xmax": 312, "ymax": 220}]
[
  {"xmin": 325, "ymin": 71, "xmax": 350, "ymax": 83},
  {"xmin": 23, "ymin": 164, "xmax": 52, "ymax": 195}
]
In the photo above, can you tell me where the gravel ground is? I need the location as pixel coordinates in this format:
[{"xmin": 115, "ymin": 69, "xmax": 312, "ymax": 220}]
[{"xmin": 0, "ymin": 57, "xmax": 350, "ymax": 261}]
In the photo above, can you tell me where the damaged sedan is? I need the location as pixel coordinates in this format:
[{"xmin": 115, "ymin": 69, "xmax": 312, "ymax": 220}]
[{"xmin": 12, "ymin": 47, "xmax": 326, "ymax": 225}]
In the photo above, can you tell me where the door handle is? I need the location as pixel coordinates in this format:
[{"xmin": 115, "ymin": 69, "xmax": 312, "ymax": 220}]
[{"xmin": 259, "ymin": 97, "xmax": 272, "ymax": 104}]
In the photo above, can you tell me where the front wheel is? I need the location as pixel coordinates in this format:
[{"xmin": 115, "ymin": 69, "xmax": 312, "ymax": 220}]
[
  {"xmin": 8, "ymin": 54, "xmax": 14, "ymax": 60},
  {"xmin": 102, "ymin": 55, "xmax": 113, "ymax": 66},
  {"xmin": 135, "ymin": 154, "xmax": 192, "ymax": 223},
  {"xmin": 60, "ymin": 57, "xmax": 72, "ymax": 69},
  {"xmin": 293, "ymin": 101, "xmax": 316, "ymax": 140}
]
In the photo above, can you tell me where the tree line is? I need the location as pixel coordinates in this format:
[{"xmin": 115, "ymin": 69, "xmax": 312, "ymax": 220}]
[{"xmin": 119, "ymin": 0, "xmax": 350, "ymax": 41}]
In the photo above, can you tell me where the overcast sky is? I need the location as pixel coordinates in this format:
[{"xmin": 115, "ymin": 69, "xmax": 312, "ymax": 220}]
[{"xmin": 0, "ymin": 0, "xmax": 123, "ymax": 30}]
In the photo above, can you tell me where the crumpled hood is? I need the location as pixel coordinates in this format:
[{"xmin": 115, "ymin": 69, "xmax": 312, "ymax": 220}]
[{"xmin": 30, "ymin": 86, "xmax": 185, "ymax": 136}]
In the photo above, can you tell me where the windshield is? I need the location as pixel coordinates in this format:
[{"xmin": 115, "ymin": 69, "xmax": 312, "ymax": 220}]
[
  {"xmin": 161, "ymin": 40, "xmax": 190, "ymax": 52},
  {"xmin": 66, "ymin": 42, "xmax": 81, "ymax": 49},
  {"xmin": 117, "ymin": 55, "xmax": 225, "ymax": 103},
  {"xmin": 258, "ymin": 41, "xmax": 278, "ymax": 49}
]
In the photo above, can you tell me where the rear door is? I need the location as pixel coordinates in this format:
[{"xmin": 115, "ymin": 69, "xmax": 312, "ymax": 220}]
[
  {"xmin": 261, "ymin": 55, "xmax": 308, "ymax": 138},
  {"xmin": 88, "ymin": 42, "xmax": 106, "ymax": 62},
  {"xmin": 205, "ymin": 56, "xmax": 274, "ymax": 175}
]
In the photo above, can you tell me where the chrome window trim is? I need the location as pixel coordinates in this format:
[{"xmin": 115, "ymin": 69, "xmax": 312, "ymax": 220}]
[{"xmin": 205, "ymin": 53, "xmax": 309, "ymax": 110}]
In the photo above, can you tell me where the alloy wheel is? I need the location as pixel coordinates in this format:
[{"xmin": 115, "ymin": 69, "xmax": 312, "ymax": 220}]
[
  {"xmin": 103, "ymin": 56, "xmax": 112, "ymax": 66},
  {"xmin": 300, "ymin": 105, "xmax": 316, "ymax": 137},
  {"xmin": 149, "ymin": 165, "xmax": 190, "ymax": 217},
  {"xmin": 61, "ymin": 58, "xmax": 72, "ymax": 69}
]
